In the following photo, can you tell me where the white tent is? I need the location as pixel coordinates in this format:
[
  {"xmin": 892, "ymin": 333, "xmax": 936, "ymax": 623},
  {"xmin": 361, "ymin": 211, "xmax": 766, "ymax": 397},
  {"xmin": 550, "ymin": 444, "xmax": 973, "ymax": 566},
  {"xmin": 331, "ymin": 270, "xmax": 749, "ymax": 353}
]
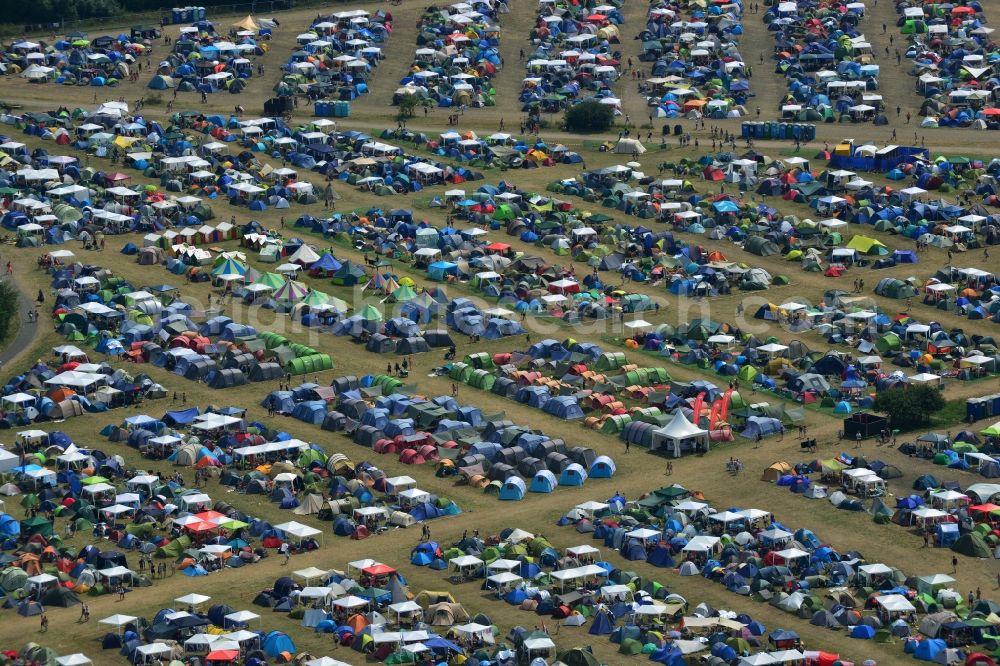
[
  {"xmin": 614, "ymin": 138, "xmax": 646, "ymax": 154},
  {"xmin": 651, "ymin": 410, "xmax": 709, "ymax": 457}
]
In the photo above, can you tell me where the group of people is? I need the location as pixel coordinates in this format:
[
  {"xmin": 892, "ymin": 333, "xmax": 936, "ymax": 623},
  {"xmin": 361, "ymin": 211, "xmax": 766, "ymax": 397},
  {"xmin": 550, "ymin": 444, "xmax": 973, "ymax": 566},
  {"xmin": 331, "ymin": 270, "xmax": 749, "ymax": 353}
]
[{"xmin": 386, "ymin": 357, "xmax": 412, "ymax": 377}]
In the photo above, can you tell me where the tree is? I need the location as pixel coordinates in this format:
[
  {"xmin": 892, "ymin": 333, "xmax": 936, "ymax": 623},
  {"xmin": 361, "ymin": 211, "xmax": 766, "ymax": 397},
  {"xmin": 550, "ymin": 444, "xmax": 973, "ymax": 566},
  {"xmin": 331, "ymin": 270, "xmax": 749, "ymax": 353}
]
[
  {"xmin": 0, "ymin": 281, "xmax": 17, "ymax": 345},
  {"xmin": 397, "ymin": 95, "xmax": 420, "ymax": 120},
  {"xmin": 564, "ymin": 101, "xmax": 614, "ymax": 133},
  {"xmin": 872, "ymin": 385, "xmax": 945, "ymax": 429}
]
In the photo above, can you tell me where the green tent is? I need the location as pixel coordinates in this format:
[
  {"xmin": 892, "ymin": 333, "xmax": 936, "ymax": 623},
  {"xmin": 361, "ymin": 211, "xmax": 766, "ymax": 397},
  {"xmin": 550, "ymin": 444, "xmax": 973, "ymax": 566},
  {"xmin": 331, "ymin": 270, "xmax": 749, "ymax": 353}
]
[
  {"xmin": 619, "ymin": 638, "xmax": 643, "ymax": 655},
  {"xmin": 595, "ymin": 352, "xmax": 627, "ymax": 371},
  {"xmin": 556, "ymin": 648, "xmax": 599, "ymax": 666},
  {"xmin": 468, "ymin": 370, "xmax": 496, "ymax": 392},
  {"xmin": 156, "ymin": 535, "xmax": 191, "ymax": 558},
  {"xmin": 360, "ymin": 304, "xmax": 383, "ymax": 321},
  {"xmin": 449, "ymin": 363, "xmax": 473, "ymax": 383},
  {"xmin": 391, "ymin": 285, "xmax": 417, "ymax": 302},
  {"xmin": 952, "ymin": 532, "xmax": 992, "ymax": 558},
  {"xmin": 20, "ymin": 516, "xmax": 52, "ymax": 537},
  {"xmin": 285, "ymin": 353, "xmax": 333, "ymax": 375},
  {"xmin": 601, "ymin": 414, "xmax": 632, "ymax": 433},
  {"xmin": 493, "ymin": 204, "xmax": 515, "ymax": 221},
  {"xmin": 875, "ymin": 333, "xmax": 901, "ymax": 354}
]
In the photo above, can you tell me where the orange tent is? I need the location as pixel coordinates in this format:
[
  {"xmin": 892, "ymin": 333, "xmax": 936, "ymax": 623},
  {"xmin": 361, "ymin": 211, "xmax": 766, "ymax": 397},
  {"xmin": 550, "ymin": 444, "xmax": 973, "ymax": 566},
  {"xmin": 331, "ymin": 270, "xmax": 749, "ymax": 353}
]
[
  {"xmin": 346, "ymin": 613, "xmax": 368, "ymax": 632},
  {"xmin": 47, "ymin": 388, "xmax": 76, "ymax": 402}
]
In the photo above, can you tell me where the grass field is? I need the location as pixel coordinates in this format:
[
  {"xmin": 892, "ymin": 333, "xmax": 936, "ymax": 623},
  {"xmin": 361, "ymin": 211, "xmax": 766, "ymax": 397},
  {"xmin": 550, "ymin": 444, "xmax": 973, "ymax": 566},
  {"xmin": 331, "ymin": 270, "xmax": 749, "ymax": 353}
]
[{"xmin": 0, "ymin": 0, "xmax": 998, "ymax": 664}]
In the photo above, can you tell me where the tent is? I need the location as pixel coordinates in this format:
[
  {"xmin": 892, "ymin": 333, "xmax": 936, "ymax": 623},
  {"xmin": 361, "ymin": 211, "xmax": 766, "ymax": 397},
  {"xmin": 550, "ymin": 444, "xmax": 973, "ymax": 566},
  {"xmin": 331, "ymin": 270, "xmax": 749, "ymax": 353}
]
[
  {"xmin": 499, "ymin": 477, "xmax": 526, "ymax": 501},
  {"xmin": 650, "ymin": 410, "xmax": 709, "ymax": 457},
  {"xmin": 614, "ymin": 138, "xmax": 646, "ymax": 154}
]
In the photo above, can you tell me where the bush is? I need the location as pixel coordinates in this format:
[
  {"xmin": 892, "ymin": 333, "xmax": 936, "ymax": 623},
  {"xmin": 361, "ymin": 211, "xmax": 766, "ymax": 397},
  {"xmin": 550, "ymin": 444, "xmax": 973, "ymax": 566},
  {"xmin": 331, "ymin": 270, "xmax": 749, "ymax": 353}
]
[
  {"xmin": 564, "ymin": 101, "xmax": 614, "ymax": 133},
  {"xmin": 872, "ymin": 384, "xmax": 945, "ymax": 429}
]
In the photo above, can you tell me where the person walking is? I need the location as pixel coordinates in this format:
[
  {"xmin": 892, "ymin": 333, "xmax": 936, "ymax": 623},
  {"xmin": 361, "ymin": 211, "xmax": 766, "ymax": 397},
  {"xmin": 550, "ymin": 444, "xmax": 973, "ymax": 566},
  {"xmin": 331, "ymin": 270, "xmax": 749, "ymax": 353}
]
[
  {"xmin": 952, "ymin": 555, "xmax": 958, "ymax": 573},
  {"xmin": 40, "ymin": 613, "xmax": 48, "ymax": 633}
]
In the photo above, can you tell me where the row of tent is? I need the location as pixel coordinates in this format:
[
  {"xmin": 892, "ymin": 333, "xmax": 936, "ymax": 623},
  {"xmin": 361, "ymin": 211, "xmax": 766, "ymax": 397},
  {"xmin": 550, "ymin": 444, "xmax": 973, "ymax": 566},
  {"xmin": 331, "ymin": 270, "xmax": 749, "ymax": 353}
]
[
  {"xmin": 519, "ymin": 0, "xmax": 625, "ymax": 114},
  {"xmin": 638, "ymin": 0, "xmax": 752, "ymax": 120},
  {"xmin": 260, "ymin": 372, "xmax": 616, "ymax": 501},
  {"xmin": 766, "ymin": 2, "xmax": 886, "ymax": 125},
  {"xmin": 395, "ymin": 0, "xmax": 503, "ymax": 108},
  {"xmin": 892, "ymin": 1, "xmax": 1000, "ymax": 129}
]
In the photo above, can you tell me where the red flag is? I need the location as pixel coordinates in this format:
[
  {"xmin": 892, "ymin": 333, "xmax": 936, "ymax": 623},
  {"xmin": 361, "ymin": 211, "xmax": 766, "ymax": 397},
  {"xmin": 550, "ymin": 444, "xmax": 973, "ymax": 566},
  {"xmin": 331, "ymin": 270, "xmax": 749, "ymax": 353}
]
[
  {"xmin": 691, "ymin": 391, "xmax": 706, "ymax": 425},
  {"xmin": 720, "ymin": 389, "xmax": 734, "ymax": 422}
]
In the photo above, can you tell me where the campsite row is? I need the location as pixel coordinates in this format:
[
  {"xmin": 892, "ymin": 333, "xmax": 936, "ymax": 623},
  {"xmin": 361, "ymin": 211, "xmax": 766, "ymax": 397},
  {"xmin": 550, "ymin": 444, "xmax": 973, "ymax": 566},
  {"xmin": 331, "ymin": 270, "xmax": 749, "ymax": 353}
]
[
  {"xmin": 278, "ymin": 9, "xmax": 391, "ymax": 109},
  {"xmin": 395, "ymin": 0, "xmax": 505, "ymax": 109},
  {"xmin": 893, "ymin": 1, "xmax": 1000, "ymax": 129},
  {"xmin": 639, "ymin": 0, "xmax": 753, "ymax": 121},
  {"xmin": 766, "ymin": 1, "xmax": 884, "ymax": 124},
  {"xmin": 521, "ymin": 0, "xmax": 624, "ymax": 115}
]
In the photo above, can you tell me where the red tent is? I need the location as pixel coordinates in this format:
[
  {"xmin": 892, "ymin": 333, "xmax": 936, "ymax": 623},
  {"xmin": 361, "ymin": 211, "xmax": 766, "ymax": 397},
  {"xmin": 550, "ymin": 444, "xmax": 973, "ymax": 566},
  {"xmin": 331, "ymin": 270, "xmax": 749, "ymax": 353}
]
[
  {"xmin": 362, "ymin": 563, "xmax": 396, "ymax": 577},
  {"xmin": 206, "ymin": 649, "xmax": 239, "ymax": 663}
]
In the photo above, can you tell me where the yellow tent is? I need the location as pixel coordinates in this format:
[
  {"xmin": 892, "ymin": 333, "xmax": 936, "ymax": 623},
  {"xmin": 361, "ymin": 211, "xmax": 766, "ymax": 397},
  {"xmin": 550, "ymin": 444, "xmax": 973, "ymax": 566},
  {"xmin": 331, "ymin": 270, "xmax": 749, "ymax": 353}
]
[
  {"xmin": 232, "ymin": 15, "xmax": 259, "ymax": 31},
  {"xmin": 113, "ymin": 136, "xmax": 140, "ymax": 149}
]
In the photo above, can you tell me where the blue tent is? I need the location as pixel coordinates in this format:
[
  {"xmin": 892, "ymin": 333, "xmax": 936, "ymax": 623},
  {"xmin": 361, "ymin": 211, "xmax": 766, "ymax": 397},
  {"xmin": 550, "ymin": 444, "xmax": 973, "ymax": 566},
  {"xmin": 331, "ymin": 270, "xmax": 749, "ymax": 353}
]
[
  {"xmin": 499, "ymin": 477, "xmax": 526, "ymax": 501},
  {"xmin": 515, "ymin": 386, "xmax": 550, "ymax": 408},
  {"xmin": 621, "ymin": 539, "xmax": 648, "ymax": 561},
  {"xmin": 741, "ymin": 416, "xmax": 783, "ymax": 439},
  {"xmin": 589, "ymin": 608, "xmax": 615, "ymax": 635},
  {"xmin": 913, "ymin": 638, "xmax": 946, "ymax": 661},
  {"xmin": 0, "ymin": 514, "xmax": 20, "ymax": 538},
  {"xmin": 560, "ymin": 463, "xmax": 588, "ymax": 486},
  {"xmin": 291, "ymin": 401, "xmax": 326, "ymax": 425},
  {"xmin": 650, "ymin": 645, "xmax": 684, "ymax": 666},
  {"xmin": 262, "ymin": 631, "xmax": 296, "ymax": 657},
  {"xmin": 851, "ymin": 624, "xmax": 876, "ymax": 639},
  {"xmin": 543, "ymin": 396, "xmax": 585, "ymax": 420},
  {"xmin": 310, "ymin": 253, "xmax": 342, "ymax": 273},
  {"xmin": 590, "ymin": 456, "xmax": 616, "ymax": 478},
  {"xmin": 530, "ymin": 470, "xmax": 558, "ymax": 493},
  {"xmin": 647, "ymin": 544, "xmax": 675, "ymax": 568}
]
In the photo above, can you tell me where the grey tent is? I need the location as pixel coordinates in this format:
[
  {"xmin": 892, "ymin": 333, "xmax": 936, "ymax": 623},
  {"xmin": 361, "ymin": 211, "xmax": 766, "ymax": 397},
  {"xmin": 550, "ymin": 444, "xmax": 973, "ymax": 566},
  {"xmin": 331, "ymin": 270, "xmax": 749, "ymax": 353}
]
[
  {"xmin": 366, "ymin": 334, "xmax": 397, "ymax": 354},
  {"xmin": 745, "ymin": 237, "xmax": 780, "ymax": 256},
  {"xmin": 874, "ymin": 277, "xmax": 918, "ymax": 299},
  {"xmin": 249, "ymin": 362, "xmax": 284, "ymax": 382},
  {"xmin": 208, "ymin": 368, "xmax": 247, "ymax": 388},
  {"xmin": 423, "ymin": 330, "xmax": 455, "ymax": 347},
  {"xmin": 398, "ymin": 337, "xmax": 430, "ymax": 355}
]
